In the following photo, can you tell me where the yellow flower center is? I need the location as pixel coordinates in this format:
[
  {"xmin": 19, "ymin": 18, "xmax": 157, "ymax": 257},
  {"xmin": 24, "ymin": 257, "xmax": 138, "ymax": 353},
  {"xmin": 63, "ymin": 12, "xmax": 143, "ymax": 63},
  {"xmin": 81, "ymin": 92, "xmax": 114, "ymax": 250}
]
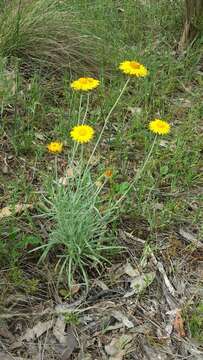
[
  {"xmin": 80, "ymin": 78, "xmax": 91, "ymax": 84},
  {"xmin": 130, "ymin": 62, "xmax": 141, "ymax": 69},
  {"xmin": 78, "ymin": 128, "xmax": 88, "ymax": 136}
]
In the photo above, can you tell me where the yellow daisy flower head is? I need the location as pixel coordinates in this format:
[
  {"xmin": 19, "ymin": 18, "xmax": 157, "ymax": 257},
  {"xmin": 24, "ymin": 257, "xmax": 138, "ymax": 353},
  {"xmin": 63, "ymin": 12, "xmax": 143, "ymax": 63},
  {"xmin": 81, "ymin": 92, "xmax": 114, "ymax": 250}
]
[
  {"xmin": 104, "ymin": 169, "xmax": 113, "ymax": 178},
  {"xmin": 119, "ymin": 60, "xmax": 148, "ymax": 77},
  {"xmin": 70, "ymin": 124, "xmax": 94, "ymax": 143},
  {"xmin": 149, "ymin": 119, "xmax": 171, "ymax": 135},
  {"xmin": 47, "ymin": 141, "xmax": 63, "ymax": 154},
  {"xmin": 70, "ymin": 77, "xmax": 100, "ymax": 91}
]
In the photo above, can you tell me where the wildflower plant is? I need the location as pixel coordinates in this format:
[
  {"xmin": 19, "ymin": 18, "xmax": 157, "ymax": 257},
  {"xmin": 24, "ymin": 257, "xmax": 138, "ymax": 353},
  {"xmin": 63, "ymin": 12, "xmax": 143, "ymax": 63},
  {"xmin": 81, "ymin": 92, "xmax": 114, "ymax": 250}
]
[
  {"xmin": 47, "ymin": 141, "xmax": 63, "ymax": 154},
  {"xmin": 35, "ymin": 60, "xmax": 171, "ymax": 288}
]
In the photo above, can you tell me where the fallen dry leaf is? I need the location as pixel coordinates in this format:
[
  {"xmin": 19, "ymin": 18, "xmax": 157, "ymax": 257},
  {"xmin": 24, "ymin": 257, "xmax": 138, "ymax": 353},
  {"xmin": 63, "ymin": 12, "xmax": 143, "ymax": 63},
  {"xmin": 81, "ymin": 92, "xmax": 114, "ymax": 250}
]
[
  {"xmin": 179, "ymin": 227, "xmax": 203, "ymax": 248},
  {"xmin": 95, "ymin": 279, "xmax": 109, "ymax": 290},
  {"xmin": 154, "ymin": 259, "xmax": 176, "ymax": 297},
  {"xmin": 61, "ymin": 327, "xmax": 78, "ymax": 360},
  {"xmin": 78, "ymin": 352, "xmax": 92, "ymax": 360},
  {"xmin": 105, "ymin": 334, "xmax": 132, "ymax": 360},
  {"xmin": 110, "ymin": 350, "xmax": 125, "ymax": 360},
  {"xmin": 55, "ymin": 299, "xmax": 82, "ymax": 314},
  {"xmin": 111, "ymin": 310, "xmax": 134, "ymax": 329},
  {"xmin": 127, "ymin": 106, "xmax": 142, "ymax": 115},
  {"xmin": 58, "ymin": 168, "xmax": 74, "ymax": 186},
  {"xmin": 159, "ymin": 139, "xmax": 169, "ymax": 147},
  {"xmin": 66, "ymin": 168, "xmax": 74, "ymax": 177},
  {"xmin": 0, "ymin": 203, "xmax": 33, "ymax": 219},
  {"xmin": 131, "ymin": 272, "xmax": 155, "ymax": 292},
  {"xmin": 21, "ymin": 320, "xmax": 53, "ymax": 341},
  {"xmin": 0, "ymin": 353, "xmax": 24, "ymax": 360},
  {"xmin": 124, "ymin": 271, "xmax": 156, "ymax": 297},
  {"xmin": 2, "ymin": 163, "xmax": 9, "ymax": 174},
  {"xmin": 53, "ymin": 317, "xmax": 67, "ymax": 345},
  {"xmin": 35, "ymin": 132, "xmax": 45, "ymax": 141},
  {"xmin": 124, "ymin": 263, "xmax": 139, "ymax": 277},
  {"xmin": 173, "ymin": 309, "xmax": 186, "ymax": 337},
  {"xmin": 142, "ymin": 344, "xmax": 169, "ymax": 360},
  {"xmin": 58, "ymin": 177, "xmax": 68, "ymax": 186},
  {"xmin": 53, "ymin": 318, "xmax": 78, "ymax": 360},
  {"xmin": 70, "ymin": 283, "xmax": 80, "ymax": 295},
  {"xmin": 0, "ymin": 326, "xmax": 15, "ymax": 341}
]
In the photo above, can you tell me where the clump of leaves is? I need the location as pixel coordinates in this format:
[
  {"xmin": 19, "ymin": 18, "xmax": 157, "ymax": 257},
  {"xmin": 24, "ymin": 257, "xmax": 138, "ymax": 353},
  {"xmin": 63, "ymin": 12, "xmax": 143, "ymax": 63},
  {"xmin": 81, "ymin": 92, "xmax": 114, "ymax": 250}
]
[
  {"xmin": 64, "ymin": 312, "xmax": 80, "ymax": 326},
  {"xmin": 23, "ymin": 278, "xmax": 39, "ymax": 295}
]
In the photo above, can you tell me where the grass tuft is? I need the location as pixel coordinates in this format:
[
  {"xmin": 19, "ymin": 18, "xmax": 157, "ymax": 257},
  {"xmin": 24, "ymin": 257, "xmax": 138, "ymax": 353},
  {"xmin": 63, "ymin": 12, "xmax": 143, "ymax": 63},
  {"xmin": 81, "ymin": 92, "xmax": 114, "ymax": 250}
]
[{"xmin": 0, "ymin": 0, "xmax": 103, "ymax": 76}]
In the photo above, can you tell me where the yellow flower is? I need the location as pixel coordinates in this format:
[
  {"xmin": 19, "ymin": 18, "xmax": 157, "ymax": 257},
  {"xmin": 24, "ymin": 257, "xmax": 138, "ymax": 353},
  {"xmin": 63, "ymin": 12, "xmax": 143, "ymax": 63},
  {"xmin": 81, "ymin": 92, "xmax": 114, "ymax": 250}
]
[
  {"xmin": 70, "ymin": 77, "xmax": 100, "ymax": 91},
  {"xmin": 149, "ymin": 119, "xmax": 171, "ymax": 135},
  {"xmin": 104, "ymin": 169, "xmax": 113, "ymax": 178},
  {"xmin": 47, "ymin": 141, "xmax": 63, "ymax": 153},
  {"xmin": 70, "ymin": 124, "xmax": 94, "ymax": 143},
  {"xmin": 119, "ymin": 60, "xmax": 148, "ymax": 77}
]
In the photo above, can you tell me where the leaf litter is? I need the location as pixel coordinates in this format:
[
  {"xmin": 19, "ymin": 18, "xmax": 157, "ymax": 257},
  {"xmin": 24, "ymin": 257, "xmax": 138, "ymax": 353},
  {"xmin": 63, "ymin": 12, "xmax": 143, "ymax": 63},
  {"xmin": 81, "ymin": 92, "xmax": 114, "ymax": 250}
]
[
  {"xmin": 1, "ymin": 232, "xmax": 203, "ymax": 359},
  {"xmin": 0, "ymin": 203, "xmax": 33, "ymax": 219}
]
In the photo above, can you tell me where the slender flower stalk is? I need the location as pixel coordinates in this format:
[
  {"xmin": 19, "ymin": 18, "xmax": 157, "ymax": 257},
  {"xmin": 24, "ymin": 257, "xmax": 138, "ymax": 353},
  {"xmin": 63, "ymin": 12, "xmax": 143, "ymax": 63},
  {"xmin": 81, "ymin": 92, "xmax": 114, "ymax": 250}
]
[
  {"xmin": 70, "ymin": 94, "xmax": 83, "ymax": 165},
  {"xmin": 114, "ymin": 135, "xmax": 157, "ymax": 207},
  {"xmin": 70, "ymin": 94, "xmax": 90, "ymax": 166},
  {"xmin": 86, "ymin": 78, "xmax": 130, "ymax": 170},
  {"xmin": 54, "ymin": 155, "xmax": 58, "ymax": 182},
  {"xmin": 82, "ymin": 93, "xmax": 90, "ymax": 124},
  {"xmin": 78, "ymin": 94, "xmax": 83, "ymax": 124}
]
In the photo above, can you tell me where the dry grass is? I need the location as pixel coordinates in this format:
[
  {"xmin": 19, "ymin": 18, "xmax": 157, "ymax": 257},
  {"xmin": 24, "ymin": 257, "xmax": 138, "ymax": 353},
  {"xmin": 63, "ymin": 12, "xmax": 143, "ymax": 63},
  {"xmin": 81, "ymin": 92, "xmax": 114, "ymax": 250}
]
[{"xmin": 0, "ymin": 0, "xmax": 102, "ymax": 75}]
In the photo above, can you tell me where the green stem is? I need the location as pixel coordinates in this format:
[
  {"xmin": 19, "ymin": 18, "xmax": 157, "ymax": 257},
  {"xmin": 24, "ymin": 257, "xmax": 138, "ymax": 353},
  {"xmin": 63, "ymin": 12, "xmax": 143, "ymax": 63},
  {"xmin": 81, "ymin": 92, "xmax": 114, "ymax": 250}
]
[
  {"xmin": 16, "ymin": 0, "xmax": 22, "ymax": 48},
  {"xmin": 92, "ymin": 178, "xmax": 107, "ymax": 201},
  {"xmin": 77, "ymin": 94, "xmax": 83, "ymax": 124},
  {"xmin": 114, "ymin": 135, "xmax": 157, "ymax": 208},
  {"xmin": 82, "ymin": 93, "xmax": 90, "ymax": 124},
  {"xmin": 80, "ymin": 144, "xmax": 84, "ymax": 167},
  {"xmin": 54, "ymin": 155, "xmax": 58, "ymax": 181},
  {"xmin": 86, "ymin": 78, "xmax": 130, "ymax": 171},
  {"xmin": 14, "ymin": 0, "xmax": 22, "ymax": 133},
  {"xmin": 70, "ymin": 94, "xmax": 84, "ymax": 165}
]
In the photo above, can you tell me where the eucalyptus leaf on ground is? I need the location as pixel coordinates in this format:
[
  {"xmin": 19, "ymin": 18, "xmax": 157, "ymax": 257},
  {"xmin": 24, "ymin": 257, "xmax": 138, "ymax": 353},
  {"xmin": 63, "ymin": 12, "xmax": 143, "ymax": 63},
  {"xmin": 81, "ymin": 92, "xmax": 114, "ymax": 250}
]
[
  {"xmin": 123, "ymin": 262, "xmax": 156, "ymax": 297},
  {"xmin": 0, "ymin": 203, "xmax": 33, "ymax": 219},
  {"xmin": 105, "ymin": 335, "xmax": 133, "ymax": 359},
  {"xmin": 21, "ymin": 320, "xmax": 53, "ymax": 341},
  {"xmin": 111, "ymin": 310, "xmax": 134, "ymax": 329},
  {"xmin": 131, "ymin": 272, "xmax": 156, "ymax": 292}
]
